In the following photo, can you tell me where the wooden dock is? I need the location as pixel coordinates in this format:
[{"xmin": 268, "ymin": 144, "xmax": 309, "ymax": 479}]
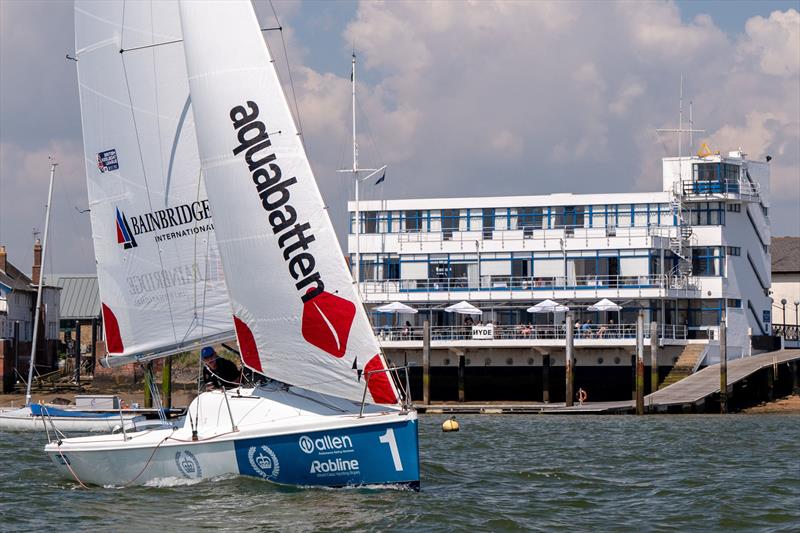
[
  {"xmin": 414, "ymin": 349, "xmax": 800, "ymax": 415},
  {"xmin": 645, "ymin": 348, "xmax": 800, "ymax": 409},
  {"xmin": 416, "ymin": 401, "xmax": 634, "ymax": 415}
]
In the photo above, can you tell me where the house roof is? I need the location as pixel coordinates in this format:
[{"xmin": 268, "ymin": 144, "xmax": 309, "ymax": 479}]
[
  {"xmin": 771, "ymin": 237, "xmax": 800, "ymax": 274},
  {"xmin": 0, "ymin": 260, "xmax": 35, "ymax": 293},
  {"xmin": 43, "ymin": 274, "xmax": 100, "ymax": 320}
]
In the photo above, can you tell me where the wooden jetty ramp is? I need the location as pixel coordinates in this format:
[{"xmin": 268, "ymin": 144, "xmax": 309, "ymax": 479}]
[{"xmin": 645, "ymin": 348, "xmax": 800, "ymax": 410}]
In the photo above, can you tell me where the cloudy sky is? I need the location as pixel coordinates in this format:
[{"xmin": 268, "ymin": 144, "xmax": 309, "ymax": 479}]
[{"xmin": 0, "ymin": 0, "xmax": 798, "ymax": 276}]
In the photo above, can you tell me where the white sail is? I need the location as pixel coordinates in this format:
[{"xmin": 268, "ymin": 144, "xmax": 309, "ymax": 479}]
[
  {"xmin": 75, "ymin": 1, "xmax": 233, "ymax": 365},
  {"xmin": 178, "ymin": 0, "xmax": 399, "ymax": 404}
]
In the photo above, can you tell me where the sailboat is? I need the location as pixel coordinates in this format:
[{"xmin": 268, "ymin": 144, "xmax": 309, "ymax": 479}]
[
  {"xmin": 44, "ymin": 0, "xmax": 419, "ymax": 489},
  {"xmin": 0, "ymin": 164, "xmax": 145, "ymax": 433}
]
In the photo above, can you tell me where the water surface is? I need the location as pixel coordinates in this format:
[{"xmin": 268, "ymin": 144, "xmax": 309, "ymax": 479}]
[{"xmin": 1, "ymin": 414, "xmax": 798, "ymax": 532}]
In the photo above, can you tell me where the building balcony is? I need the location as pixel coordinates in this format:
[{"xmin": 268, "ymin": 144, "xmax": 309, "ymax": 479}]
[
  {"xmin": 373, "ymin": 323, "xmax": 688, "ymax": 349},
  {"xmin": 679, "ymin": 179, "xmax": 760, "ymax": 202},
  {"xmin": 350, "ymin": 225, "xmax": 681, "ymax": 254},
  {"xmin": 359, "ymin": 274, "xmax": 701, "ymax": 303}
]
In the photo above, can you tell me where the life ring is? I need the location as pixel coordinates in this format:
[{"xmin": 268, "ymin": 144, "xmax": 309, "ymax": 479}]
[{"xmin": 577, "ymin": 389, "xmax": 587, "ymax": 403}]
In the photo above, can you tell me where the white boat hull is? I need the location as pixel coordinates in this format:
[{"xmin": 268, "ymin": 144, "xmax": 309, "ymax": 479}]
[
  {"xmin": 0, "ymin": 406, "xmax": 144, "ymax": 433},
  {"xmin": 44, "ymin": 385, "xmax": 420, "ymax": 489}
]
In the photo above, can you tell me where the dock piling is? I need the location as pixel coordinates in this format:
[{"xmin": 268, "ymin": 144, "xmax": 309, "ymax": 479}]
[
  {"xmin": 143, "ymin": 361, "xmax": 153, "ymax": 409},
  {"xmin": 650, "ymin": 321, "xmax": 658, "ymax": 395},
  {"xmin": 422, "ymin": 320, "xmax": 430, "ymax": 405},
  {"xmin": 566, "ymin": 313, "xmax": 574, "ymax": 407},
  {"xmin": 458, "ymin": 353, "xmax": 465, "ymax": 402},
  {"xmin": 542, "ymin": 353, "xmax": 550, "ymax": 403},
  {"xmin": 162, "ymin": 357, "xmax": 172, "ymax": 409},
  {"xmin": 720, "ymin": 310, "xmax": 728, "ymax": 414},
  {"xmin": 636, "ymin": 311, "xmax": 644, "ymax": 415}
]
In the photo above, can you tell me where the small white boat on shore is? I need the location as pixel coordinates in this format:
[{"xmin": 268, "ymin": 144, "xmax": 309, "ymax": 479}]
[{"xmin": 0, "ymin": 404, "xmax": 144, "ymax": 433}]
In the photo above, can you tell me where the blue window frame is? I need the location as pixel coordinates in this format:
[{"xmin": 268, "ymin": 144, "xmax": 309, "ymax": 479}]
[{"xmin": 692, "ymin": 247, "xmax": 725, "ymax": 276}]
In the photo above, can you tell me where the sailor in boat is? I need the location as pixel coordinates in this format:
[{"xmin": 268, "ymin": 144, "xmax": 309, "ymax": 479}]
[{"xmin": 201, "ymin": 347, "xmax": 241, "ymax": 390}]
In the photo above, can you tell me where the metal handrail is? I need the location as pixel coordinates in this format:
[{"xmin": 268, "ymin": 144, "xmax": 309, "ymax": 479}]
[
  {"xmin": 772, "ymin": 323, "xmax": 800, "ymax": 341},
  {"xmin": 392, "ymin": 224, "xmax": 675, "ymax": 244},
  {"xmin": 361, "ymin": 273, "xmax": 699, "ymax": 293},
  {"xmin": 358, "ymin": 365, "xmax": 412, "ymax": 418},
  {"xmin": 374, "ymin": 323, "xmax": 688, "ymax": 341}
]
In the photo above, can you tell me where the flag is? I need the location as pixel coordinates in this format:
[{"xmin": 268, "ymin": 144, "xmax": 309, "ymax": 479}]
[{"xmin": 374, "ymin": 169, "xmax": 386, "ymax": 185}]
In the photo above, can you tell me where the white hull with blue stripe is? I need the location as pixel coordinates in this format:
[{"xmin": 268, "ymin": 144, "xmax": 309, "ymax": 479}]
[
  {"xmin": 0, "ymin": 405, "xmax": 144, "ymax": 433},
  {"xmin": 45, "ymin": 384, "xmax": 420, "ymax": 489}
]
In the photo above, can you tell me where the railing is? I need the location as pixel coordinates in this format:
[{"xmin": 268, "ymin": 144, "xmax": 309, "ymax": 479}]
[
  {"xmin": 680, "ymin": 179, "xmax": 760, "ymax": 198},
  {"xmin": 374, "ymin": 323, "xmax": 688, "ymax": 342},
  {"xmin": 361, "ymin": 273, "xmax": 699, "ymax": 294},
  {"xmin": 772, "ymin": 324, "xmax": 800, "ymax": 341},
  {"xmin": 393, "ymin": 225, "xmax": 671, "ymax": 245}
]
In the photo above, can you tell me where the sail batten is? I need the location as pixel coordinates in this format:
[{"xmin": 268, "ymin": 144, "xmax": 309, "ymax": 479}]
[
  {"xmin": 75, "ymin": 1, "xmax": 232, "ymax": 361},
  {"xmin": 178, "ymin": 0, "xmax": 398, "ymax": 404}
]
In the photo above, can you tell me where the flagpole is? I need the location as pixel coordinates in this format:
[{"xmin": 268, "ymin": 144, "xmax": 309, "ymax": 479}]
[{"xmin": 337, "ymin": 53, "xmax": 385, "ymax": 289}]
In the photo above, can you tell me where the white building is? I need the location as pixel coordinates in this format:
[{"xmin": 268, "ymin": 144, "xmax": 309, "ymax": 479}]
[{"xmin": 348, "ymin": 151, "xmax": 772, "ymax": 401}]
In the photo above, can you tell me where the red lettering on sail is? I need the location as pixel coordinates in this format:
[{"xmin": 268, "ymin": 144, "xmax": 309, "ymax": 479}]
[
  {"xmin": 364, "ymin": 354, "xmax": 398, "ymax": 404},
  {"xmin": 233, "ymin": 315, "xmax": 262, "ymax": 372},
  {"xmin": 301, "ymin": 290, "xmax": 355, "ymax": 358}
]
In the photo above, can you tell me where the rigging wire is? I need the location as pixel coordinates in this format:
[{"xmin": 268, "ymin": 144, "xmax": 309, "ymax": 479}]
[{"xmin": 267, "ymin": 0, "xmax": 304, "ymax": 143}]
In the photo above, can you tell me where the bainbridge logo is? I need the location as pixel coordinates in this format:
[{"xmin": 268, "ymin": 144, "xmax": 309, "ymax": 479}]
[{"xmin": 115, "ymin": 207, "xmax": 138, "ymax": 249}]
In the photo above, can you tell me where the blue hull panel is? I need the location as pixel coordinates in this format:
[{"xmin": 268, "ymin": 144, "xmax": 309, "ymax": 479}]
[{"xmin": 234, "ymin": 418, "xmax": 419, "ymax": 488}]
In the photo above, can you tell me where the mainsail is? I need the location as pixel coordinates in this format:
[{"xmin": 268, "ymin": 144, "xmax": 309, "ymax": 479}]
[
  {"xmin": 75, "ymin": 1, "xmax": 233, "ymax": 365},
  {"xmin": 178, "ymin": 0, "xmax": 399, "ymax": 404}
]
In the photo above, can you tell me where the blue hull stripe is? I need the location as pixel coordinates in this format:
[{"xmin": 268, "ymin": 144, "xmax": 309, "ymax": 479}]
[{"xmin": 234, "ymin": 418, "xmax": 419, "ymax": 488}]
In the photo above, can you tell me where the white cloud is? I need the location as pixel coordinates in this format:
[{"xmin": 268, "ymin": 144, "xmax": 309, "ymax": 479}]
[{"xmin": 738, "ymin": 9, "xmax": 800, "ymax": 77}]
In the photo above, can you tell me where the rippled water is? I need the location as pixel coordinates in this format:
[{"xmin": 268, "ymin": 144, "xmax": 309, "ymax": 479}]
[{"xmin": 1, "ymin": 414, "xmax": 798, "ymax": 532}]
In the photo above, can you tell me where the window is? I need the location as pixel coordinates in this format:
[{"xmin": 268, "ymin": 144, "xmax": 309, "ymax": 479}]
[
  {"xmin": 482, "ymin": 208, "xmax": 495, "ymax": 239},
  {"xmin": 727, "ymin": 299, "xmax": 742, "ymax": 308},
  {"xmin": 516, "ymin": 207, "xmax": 542, "ymax": 235},
  {"xmin": 727, "ymin": 203, "xmax": 741, "ymax": 212},
  {"xmin": 692, "ymin": 247, "xmax": 725, "ymax": 276},
  {"xmin": 687, "ymin": 202, "xmax": 725, "ymax": 226},
  {"xmin": 363, "ymin": 212, "xmax": 378, "ymax": 234},
  {"xmin": 726, "ymin": 246, "xmax": 741, "ymax": 256},
  {"xmin": 383, "ymin": 257, "xmax": 400, "ymax": 280},
  {"xmin": 441, "ymin": 209, "xmax": 460, "ymax": 239},
  {"xmin": 553, "ymin": 206, "xmax": 584, "ymax": 228},
  {"xmin": 404, "ymin": 210, "xmax": 422, "ymax": 232}
]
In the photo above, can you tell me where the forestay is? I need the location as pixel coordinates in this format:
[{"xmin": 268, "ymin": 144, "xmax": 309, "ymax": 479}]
[
  {"xmin": 75, "ymin": 1, "xmax": 233, "ymax": 365},
  {"xmin": 178, "ymin": 0, "xmax": 399, "ymax": 404}
]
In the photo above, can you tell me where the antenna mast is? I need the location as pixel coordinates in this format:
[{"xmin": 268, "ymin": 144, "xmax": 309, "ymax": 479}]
[
  {"xmin": 337, "ymin": 53, "xmax": 386, "ymax": 289},
  {"xmin": 656, "ymin": 75, "xmax": 704, "ymax": 186}
]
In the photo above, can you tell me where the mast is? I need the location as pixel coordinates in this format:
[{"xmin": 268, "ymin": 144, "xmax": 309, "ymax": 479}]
[
  {"xmin": 352, "ymin": 53, "xmax": 360, "ymax": 287},
  {"xmin": 26, "ymin": 161, "xmax": 56, "ymax": 406}
]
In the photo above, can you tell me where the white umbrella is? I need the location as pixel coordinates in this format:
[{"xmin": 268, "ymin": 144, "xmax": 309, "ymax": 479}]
[
  {"xmin": 587, "ymin": 298, "xmax": 621, "ymax": 312},
  {"xmin": 587, "ymin": 298, "xmax": 622, "ymax": 327},
  {"xmin": 527, "ymin": 299, "xmax": 569, "ymax": 314},
  {"xmin": 445, "ymin": 301, "xmax": 483, "ymax": 316},
  {"xmin": 375, "ymin": 302, "xmax": 418, "ymax": 314}
]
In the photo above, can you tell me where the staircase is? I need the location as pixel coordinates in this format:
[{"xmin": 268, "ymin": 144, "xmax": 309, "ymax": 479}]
[
  {"xmin": 659, "ymin": 344, "xmax": 706, "ymax": 389},
  {"xmin": 669, "ymin": 188, "xmax": 693, "ymax": 276}
]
